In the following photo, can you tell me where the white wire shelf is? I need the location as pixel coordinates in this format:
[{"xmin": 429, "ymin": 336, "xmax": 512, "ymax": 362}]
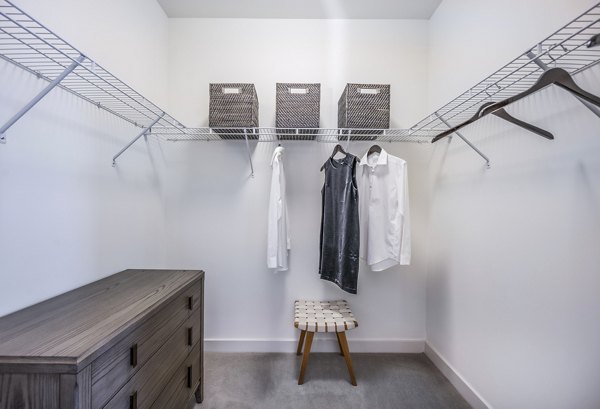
[
  {"xmin": 406, "ymin": 2, "xmax": 600, "ymax": 139},
  {"xmin": 0, "ymin": 0, "xmax": 599, "ymax": 168},
  {"xmin": 152, "ymin": 127, "xmax": 432, "ymax": 143},
  {"xmin": 0, "ymin": 0, "xmax": 186, "ymax": 133}
]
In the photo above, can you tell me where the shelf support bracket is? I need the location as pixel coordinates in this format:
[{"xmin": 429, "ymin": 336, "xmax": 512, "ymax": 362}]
[
  {"xmin": 526, "ymin": 50, "xmax": 600, "ymax": 118},
  {"xmin": 112, "ymin": 112, "xmax": 165, "ymax": 166},
  {"xmin": 435, "ymin": 113, "xmax": 491, "ymax": 168},
  {"xmin": 243, "ymin": 129, "xmax": 255, "ymax": 178},
  {"xmin": 0, "ymin": 54, "xmax": 86, "ymax": 144}
]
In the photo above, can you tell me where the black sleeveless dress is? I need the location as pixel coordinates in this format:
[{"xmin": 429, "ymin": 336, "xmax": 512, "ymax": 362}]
[{"xmin": 319, "ymin": 153, "xmax": 360, "ymax": 294}]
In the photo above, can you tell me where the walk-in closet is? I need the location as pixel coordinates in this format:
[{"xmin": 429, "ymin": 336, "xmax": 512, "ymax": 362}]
[{"xmin": 1, "ymin": 1, "xmax": 599, "ymax": 408}]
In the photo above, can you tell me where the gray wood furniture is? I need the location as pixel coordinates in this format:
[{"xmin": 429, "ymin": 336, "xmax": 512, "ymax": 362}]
[{"xmin": 0, "ymin": 269, "xmax": 204, "ymax": 409}]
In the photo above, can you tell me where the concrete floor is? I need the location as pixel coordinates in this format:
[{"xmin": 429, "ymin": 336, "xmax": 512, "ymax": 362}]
[{"xmin": 196, "ymin": 352, "xmax": 471, "ymax": 409}]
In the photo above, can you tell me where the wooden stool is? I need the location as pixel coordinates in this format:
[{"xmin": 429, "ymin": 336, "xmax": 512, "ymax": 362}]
[{"xmin": 294, "ymin": 300, "xmax": 358, "ymax": 386}]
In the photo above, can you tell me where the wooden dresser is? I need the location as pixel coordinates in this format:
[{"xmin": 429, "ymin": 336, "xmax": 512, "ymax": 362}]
[{"xmin": 0, "ymin": 269, "xmax": 204, "ymax": 409}]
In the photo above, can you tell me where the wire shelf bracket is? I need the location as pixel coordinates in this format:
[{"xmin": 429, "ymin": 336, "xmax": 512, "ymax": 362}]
[
  {"xmin": 0, "ymin": 54, "xmax": 86, "ymax": 143},
  {"xmin": 434, "ymin": 112, "xmax": 491, "ymax": 168},
  {"xmin": 243, "ymin": 129, "xmax": 255, "ymax": 178},
  {"xmin": 112, "ymin": 113, "xmax": 165, "ymax": 166}
]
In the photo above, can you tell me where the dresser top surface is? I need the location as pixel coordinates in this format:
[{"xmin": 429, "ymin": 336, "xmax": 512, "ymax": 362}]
[{"xmin": 0, "ymin": 269, "xmax": 203, "ymax": 369}]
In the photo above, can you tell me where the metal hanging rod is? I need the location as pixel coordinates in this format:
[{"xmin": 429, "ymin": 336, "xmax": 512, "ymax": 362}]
[{"xmin": 157, "ymin": 127, "xmax": 430, "ymax": 143}]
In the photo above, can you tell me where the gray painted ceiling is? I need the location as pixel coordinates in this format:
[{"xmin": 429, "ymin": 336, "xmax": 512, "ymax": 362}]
[{"xmin": 156, "ymin": 0, "xmax": 443, "ymax": 19}]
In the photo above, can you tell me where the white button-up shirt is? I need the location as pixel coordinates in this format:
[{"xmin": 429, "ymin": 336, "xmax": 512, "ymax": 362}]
[
  {"xmin": 357, "ymin": 148, "xmax": 411, "ymax": 270},
  {"xmin": 267, "ymin": 147, "xmax": 290, "ymax": 271}
]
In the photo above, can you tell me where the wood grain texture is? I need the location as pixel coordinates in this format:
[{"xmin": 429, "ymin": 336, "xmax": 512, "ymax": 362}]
[
  {"xmin": 0, "ymin": 270, "xmax": 203, "ymax": 371},
  {"xmin": 197, "ymin": 276, "xmax": 204, "ymax": 404},
  {"xmin": 149, "ymin": 345, "xmax": 201, "ymax": 409},
  {"xmin": 90, "ymin": 282, "xmax": 201, "ymax": 408},
  {"xmin": 59, "ymin": 374, "xmax": 77, "ymax": 408},
  {"xmin": 0, "ymin": 270, "xmax": 204, "ymax": 409},
  {"xmin": 93, "ymin": 308, "xmax": 201, "ymax": 409},
  {"xmin": 77, "ymin": 365, "xmax": 92, "ymax": 409},
  {"xmin": 0, "ymin": 373, "xmax": 59, "ymax": 409}
]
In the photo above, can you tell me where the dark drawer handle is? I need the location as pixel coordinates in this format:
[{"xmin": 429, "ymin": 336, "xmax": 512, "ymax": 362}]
[
  {"xmin": 187, "ymin": 327, "xmax": 193, "ymax": 346},
  {"xmin": 187, "ymin": 365, "xmax": 192, "ymax": 388},
  {"xmin": 130, "ymin": 391, "xmax": 137, "ymax": 409},
  {"xmin": 187, "ymin": 296, "xmax": 193, "ymax": 310},
  {"xmin": 130, "ymin": 344, "xmax": 138, "ymax": 367}
]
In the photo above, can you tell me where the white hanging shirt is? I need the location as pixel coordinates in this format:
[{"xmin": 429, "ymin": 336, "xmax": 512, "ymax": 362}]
[
  {"xmin": 267, "ymin": 146, "xmax": 291, "ymax": 271},
  {"xmin": 357, "ymin": 148, "xmax": 411, "ymax": 271}
]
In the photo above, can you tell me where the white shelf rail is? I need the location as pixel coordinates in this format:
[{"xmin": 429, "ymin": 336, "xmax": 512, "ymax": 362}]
[{"xmin": 152, "ymin": 127, "xmax": 430, "ymax": 143}]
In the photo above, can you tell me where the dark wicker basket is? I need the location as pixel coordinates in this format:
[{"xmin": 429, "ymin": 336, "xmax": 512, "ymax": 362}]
[
  {"xmin": 276, "ymin": 83, "xmax": 320, "ymax": 140},
  {"xmin": 338, "ymin": 83, "xmax": 390, "ymax": 140},
  {"xmin": 209, "ymin": 83, "xmax": 259, "ymax": 140}
]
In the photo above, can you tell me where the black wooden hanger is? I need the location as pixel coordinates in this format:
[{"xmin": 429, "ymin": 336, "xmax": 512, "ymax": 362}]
[
  {"xmin": 433, "ymin": 68, "xmax": 600, "ymax": 143},
  {"xmin": 367, "ymin": 144, "xmax": 382, "ymax": 156},
  {"xmin": 480, "ymin": 67, "xmax": 600, "ymax": 117},
  {"xmin": 433, "ymin": 101, "xmax": 554, "ymax": 142},
  {"xmin": 321, "ymin": 144, "xmax": 359, "ymax": 171}
]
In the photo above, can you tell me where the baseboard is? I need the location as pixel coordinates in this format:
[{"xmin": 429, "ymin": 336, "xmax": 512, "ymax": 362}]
[
  {"xmin": 205, "ymin": 337, "xmax": 425, "ymax": 353},
  {"xmin": 424, "ymin": 342, "xmax": 492, "ymax": 409}
]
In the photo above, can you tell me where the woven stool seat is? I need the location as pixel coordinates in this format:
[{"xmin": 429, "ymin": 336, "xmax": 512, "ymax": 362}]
[
  {"xmin": 294, "ymin": 300, "xmax": 358, "ymax": 333},
  {"xmin": 294, "ymin": 299, "xmax": 358, "ymax": 385}
]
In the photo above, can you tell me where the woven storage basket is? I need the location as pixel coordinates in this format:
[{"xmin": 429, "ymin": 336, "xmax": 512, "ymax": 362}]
[
  {"xmin": 209, "ymin": 83, "xmax": 259, "ymax": 140},
  {"xmin": 338, "ymin": 83, "xmax": 390, "ymax": 140},
  {"xmin": 276, "ymin": 83, "xmax": 320, "ymax": 140}
]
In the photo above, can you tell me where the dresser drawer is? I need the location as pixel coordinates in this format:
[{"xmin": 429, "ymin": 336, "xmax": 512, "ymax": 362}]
[
  {"xmin": 100, "ymin": 308, "xmax": 200, "ymax": 409},
  {"xmin": 150, "ymin": 344, "xmax": 201, "ymax": 409},
  {"xmin": 91, "ymin": 280, "xmax": 201, "ymax": 409}
]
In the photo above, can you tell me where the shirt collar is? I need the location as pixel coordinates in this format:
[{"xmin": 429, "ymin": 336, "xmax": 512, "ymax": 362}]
[
  {"xmin": 359, "ymin": 148, "xmax": 388, "ymax": 168},
  {"xmin": 271, "ymin": 146, "xmax": 284, "ymax": 166}
]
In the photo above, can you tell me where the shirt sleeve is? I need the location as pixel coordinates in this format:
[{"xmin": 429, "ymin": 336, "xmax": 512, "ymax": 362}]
[
  {"xmin": 399, "ymin": 162, "xmax": 411, "ymax": 265},
  {"xmin": 267, "ymin": 155, "xmax": 282, "ymax": 268}
]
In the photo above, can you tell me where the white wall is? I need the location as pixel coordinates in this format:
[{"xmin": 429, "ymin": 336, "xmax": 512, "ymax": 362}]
[
  {"xmin": 167, "ymin": 18, "xmax": 430, "ymax": 128},
  {"xmin": 164, "ymin": 18, "xmax": 431, "ymax": 351},
  {"xmin": 426, "ymin": 1, "xmax": 600, "ymax": 408},
  {"xmin": 0, "ymin": 0, "xmax": 170, "ymax": 316}
]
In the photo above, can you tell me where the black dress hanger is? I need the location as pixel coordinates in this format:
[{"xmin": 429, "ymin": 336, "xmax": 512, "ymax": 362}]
[
  {"xmin": 433, "ymin": 101, "xmax": 554, "ymax": 142},
  {"xmin": 433, "ymin": 68, "xmax": 600, "ymax": 143},
  {"xmin": 321, "ymin": 144, "xmax": 359, "ymax": 171},
  {"xmin": 586, "ymin": 33, "xmax": 599, "ymax": 48},
  {"xmin": 367, "ymin": 144, "xmax": 382, "ymax": 156},
  {"xmin": 480, "ymin": 67, "xmax": 600, "ymax": 117}
]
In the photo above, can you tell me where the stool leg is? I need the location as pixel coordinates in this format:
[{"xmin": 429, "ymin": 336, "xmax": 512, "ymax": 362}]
[
  {"xmin": 298, "ymin": 331, "xmax": 314, "ymax": 385},
  {"xmin": 337, "ymin": 331, "xmax": 357, "ymax": 386},
  {"xmin": 296, "ymin": 330, "xmax": 306, "ymax": 356},
  {"xmin": 335, "ymin": 332, "xmax": 344, "ymax": 356}
]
